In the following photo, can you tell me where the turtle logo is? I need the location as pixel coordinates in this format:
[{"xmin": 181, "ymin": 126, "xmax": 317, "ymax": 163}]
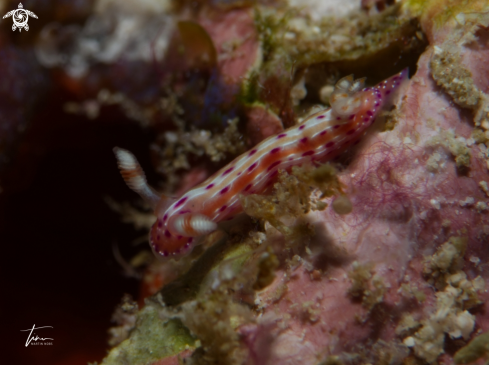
[{"xmin": 3, "ymin": 3, "xmax": 38, "ymax": 32}]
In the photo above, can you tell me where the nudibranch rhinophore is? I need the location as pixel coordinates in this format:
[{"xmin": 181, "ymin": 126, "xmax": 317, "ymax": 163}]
[{"xmin": 114, "ymin": 69, "xmax": 408, "ymax": 259}]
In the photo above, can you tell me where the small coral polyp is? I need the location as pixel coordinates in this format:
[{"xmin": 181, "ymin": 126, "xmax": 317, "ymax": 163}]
[{"xmin": 115, "ymin": 69, "xmax": 408, "ymax": 259}]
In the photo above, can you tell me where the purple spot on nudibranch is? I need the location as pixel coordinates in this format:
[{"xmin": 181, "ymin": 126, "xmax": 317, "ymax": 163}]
[
  {"xmin": 366, "ymin": 110, "xmax": 373, "ymax": 116},
  {"xmin": 179, "ymin": 210, "xmax": 190, "ymax": 214},
  {"xmin": 320, "ymin": 131, "xmax": 327, "ymax": 136},
  {"xmin": 222, "ymin": 167, "xmax": 234, "ymax": 176},
  {"xmin": 353, "ymin": 140, "xmax": 361, "ymax": 145},
  {"xmin": 269, "ymin": 170, "xmax": 279, "ymax": 178},
  {"xmin": 333, "ymin": 125, "xmax": 340, "ymax": 129},
  {"xmin": 267, "ymin": 161, "xmax": 281, "ymax": 171},
  {"xmin": 336, "ymin": 117, "xmax": 341, "ymax": 120},
  {"xmin": 302, "ymin": 150, "xmax": 314, "ymax": 156},
  {"xmin": 157, "ymin": 235, "xmax": 160, "ymax": 240},
  {"xmin": 206, "ymin": 184, "xmax": 215, "ymax": 190},
  {"xmin": 317, "ymin": 115, "xmax": 325, "ymax": 119},
  {"xmin": 346, "ymin": 129, "xmax": 355, "ymax": 135},
  {"xmin": 163, "ymin": 251, "xmax": 169, "ymax": 256},
  {"xmin": 277, "ymin": 134, "xmax": 287, "ymax": 139},
  {"xmin": 326, "ymin": 141, "xmax": 335, "ymax": 148},
  {"xmin": 163, "ymin": 214, "xmax": 168, "ymax": 221},
  {"xmin": 237, "ymin": 172, "xmax": 242, "ymax": 176},
  {"xmin": 220, "ymin": 205, "xmax": 227, "ymax": 212},
  {"xmin": 249, "ymin": 149, "xmax": 257, "ymax": 156},
  {"xmin": 165, "ymin": 230, "xmax": 171, "ymax": 238},
  {"xmin": 270, "ymin": 147, "xmax": 281, "ymax": 154},
  {"xmin": 364, "ymin": 118, "xmax": 369, "ymax": 122},
  {"xmin": 349, "ymin": 114, "xmax": 355, "ymax": 120},
  {"xmin": 175, "ymin": 197, "xmax": 188, "ymax": 207},
  {"xmin": 375, "ymin": 103, "xmax": 380, "ymax": 107},
  {"xmin": 386, "ymin": 90, "xmax": 391, "ymax": 95},
  {"xmin": 299, "ymin": 137, "xmax": 308, "ymax": 143},
  {"xmin": 220, "ymin": 186, "xmax": 230, "ymax": 194},
  {"xmin": 288, "ymin": 157, "xmax": 294, "ymax": 161},
  {"xmin": 158, "ymin": 220, "xmax": 163, "ymax": 228},
  {"xmin": 299, "ymin": 125, "xmax": 305, "ymax": 130},
  {"xmin": 248, "ymin": 163, "xmax": 257, "ymax": 172},
  {"xmin": 244, "ymin": 184, "xmax": 252, "ymax": 191}
]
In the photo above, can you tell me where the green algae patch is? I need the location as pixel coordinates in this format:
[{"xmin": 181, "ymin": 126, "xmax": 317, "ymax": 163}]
[
  {"xmin": 198, "ymin": 241, "xmax": 255, "ymax": 295},
  {"xmin": 281, "ymin": 4, "xmax": 424, "ymax": 68},
  {"xmin": 159, "ymin": 233, "xmax": 246, "ymax": 306},
  {"xmin": 218, "ymin": 240, "xmax": 254, "ymax": 270},
  {"xmin": 239, "ymin": 71, "xmax": 261, "ymax": 105},
  {"xmin": 102, "ymin": 304, "xmax": 195, "ymax": 365},
  {"xmin": 454, "ymin": 331, "xmax": 489, "ymax": 364},
  {"xmin": 404, "ymin": 0, "xmax": 489, "ymax": 29},
  {"xmin": 253, "ymin": 246, "xmax": 280, "ymax": 290},
  {"xmin": 254, "ymin": 6, "xmax": 291, "ymax": 63},
  {"xmin": 162, "ymin": 241, "xmax": 256, "ymax": 365}
]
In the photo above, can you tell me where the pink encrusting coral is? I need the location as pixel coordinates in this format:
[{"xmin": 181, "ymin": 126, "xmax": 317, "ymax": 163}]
[{"xmin": 115, "ymin": 70, "xmax": 408, "ymax": 259}]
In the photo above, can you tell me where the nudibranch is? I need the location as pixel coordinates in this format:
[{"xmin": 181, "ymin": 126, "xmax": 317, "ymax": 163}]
[{"xmin": 114, "ymin": 69, "xmax": 408, "ymax": 259}]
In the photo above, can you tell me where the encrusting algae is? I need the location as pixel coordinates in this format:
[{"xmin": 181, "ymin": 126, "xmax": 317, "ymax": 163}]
[
  {"xmin": 398, "ymin": 237, "xmax": 485, "ymax": 363},
  {"xmin": 454, "ymin": 330, "xmax": 489, "ymax": 364}
]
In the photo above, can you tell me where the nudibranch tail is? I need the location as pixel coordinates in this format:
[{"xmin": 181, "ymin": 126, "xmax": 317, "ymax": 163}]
[
  {"xmin": 113, "ymin": 147, "xmax": 160, "ymax": 207},
  {"xmin": 378, "ymin": 67, "xmax": 409, "ymax": 101}
]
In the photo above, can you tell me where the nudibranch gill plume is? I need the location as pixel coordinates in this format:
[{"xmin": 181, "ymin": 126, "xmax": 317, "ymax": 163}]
[{"xmin": 114, "ymin": 69, "xmax": 408, "ymax": 259}]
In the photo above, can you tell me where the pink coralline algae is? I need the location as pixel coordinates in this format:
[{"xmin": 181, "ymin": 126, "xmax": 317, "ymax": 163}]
[
  {"xmin": 236, "ymin": 8, "xmax": 489, "ymax": 365},
  {"xmin": 245, "ymin": 105, "xmax": 284, "ymax": 146},
  {"xmin": 197, "ymin": 8, "xmax": 260, "ymax": 84}
]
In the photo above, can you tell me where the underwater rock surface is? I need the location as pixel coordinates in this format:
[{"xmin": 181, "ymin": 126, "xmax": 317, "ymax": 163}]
[{"xmin": 91, "ymin": 0, "xmax": 489, "ymax": 364}]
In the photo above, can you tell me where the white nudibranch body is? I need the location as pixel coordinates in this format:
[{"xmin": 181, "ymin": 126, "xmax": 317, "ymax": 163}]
[{"xmin": 114, "ymin": 69, "xmax": 409, "ymax": 260}]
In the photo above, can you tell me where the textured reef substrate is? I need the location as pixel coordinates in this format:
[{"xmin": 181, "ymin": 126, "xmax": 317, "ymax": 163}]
[{"xmin": 28, "ymin": 0, "xmax": 489, "ymax": 364}]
